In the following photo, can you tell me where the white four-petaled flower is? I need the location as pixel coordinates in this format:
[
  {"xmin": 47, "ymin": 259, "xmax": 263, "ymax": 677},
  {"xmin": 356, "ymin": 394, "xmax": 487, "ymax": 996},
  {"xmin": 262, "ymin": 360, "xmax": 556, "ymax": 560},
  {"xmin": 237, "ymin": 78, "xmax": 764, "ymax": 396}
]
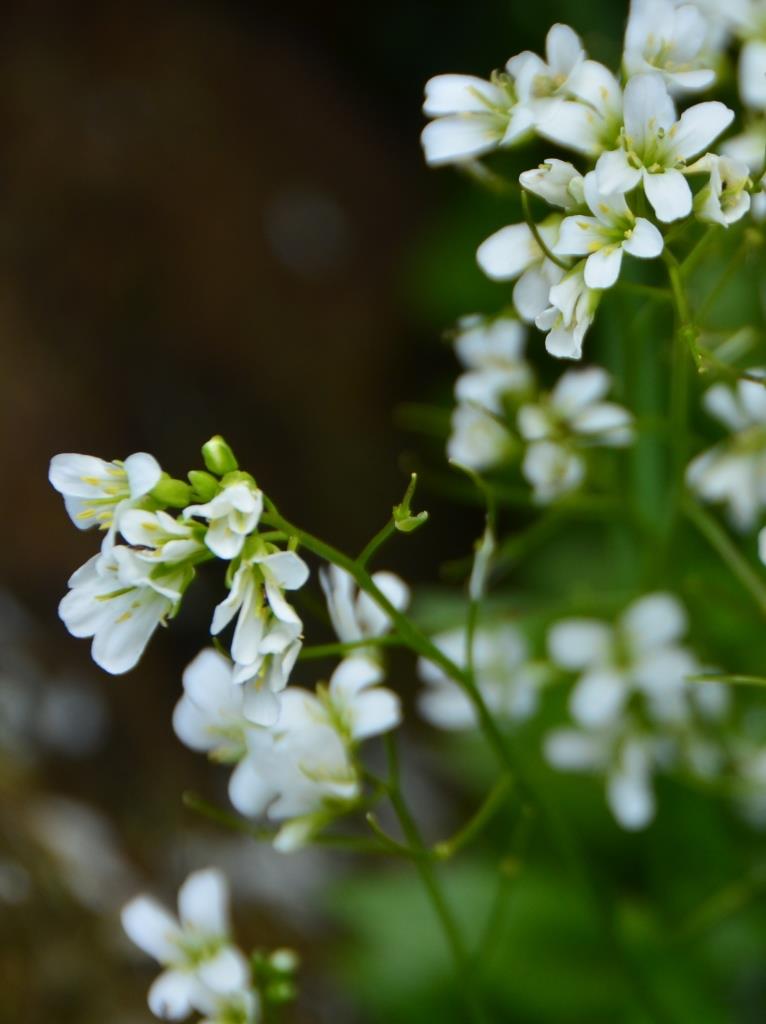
[{"xmin": 186, "ymin": 479, "xmax": 264, "ymax": 560}]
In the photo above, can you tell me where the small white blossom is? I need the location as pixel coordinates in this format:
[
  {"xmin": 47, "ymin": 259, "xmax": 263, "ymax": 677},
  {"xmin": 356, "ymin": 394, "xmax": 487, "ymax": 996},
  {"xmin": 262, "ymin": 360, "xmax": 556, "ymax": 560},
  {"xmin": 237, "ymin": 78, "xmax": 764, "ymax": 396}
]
[
  {"xmin": 121, "ymin": 867, "xmax": 249, "ymax": 1020},
  {"xmin": 418, "ymin": 624, "xmax": 547, "ymax": 729},
  {"xmin": 120, "ymin": 509, "xmax": 206, "ymax": 564},
  {"xmin": 421, "ymin": 72, "xmax": 534, "ymax": 166},
  {"xmin": 59, "ymin": 547, "xmax": 190, "ymax": 674},
  {"xmin": 320, "ymin": 564, "xmax": 410, "ymax": 647},
  {"xmin": 687, "ymin": 153, "xmax": 753, "ymax": 224},
  {"xmin": 476, "ymin": 217, "xmax": 567, "ymax": 323},
  {"xmin": 519, "ymin": 159, "xmax": 585, "ymax": 209},
  {"xmin": 186, "ymin": 478, "xmax": 263, "ymax": 560},
  {"xmin": 522, "ymin": 441, "xmax": 585, "ymax": 503},
  {"xmin": 596, "ymin": 72, "xmax": 734, "ymax": 222},
  {"xmin": 447, "ymin": 403, "xmax": 514, "ymax": 471},
  {"xmin": 230, "ymin": 657, "xmax": 400, "ymax": 851},
  {"xmin": 452, "ymin": 315, "xmax": 534, "ymax": 412},
  {"xmin": 548, "ymin": 593, "xmax": 698, "ymax": 728},
  {"xmin": 624, "ymin": 0, "xmax": 716, "ymax": 92},
  {"xmin": 49, "ymin": 451, "xmax": 161, "ymax": 549},
  {"xmin": 687, "ymin": 373, "xmax": 766, "ymax": 529},
  {"xmin": 535, "ymin": 264, "xmax": 600, "ymax": 360},
  {"xmin": 554, "ymin": 171, "xmax": 664, "ymax": 289},
  {"xmin": 173, "ymin": 648, "xmax": 251, "ymax": 764},
  {"xmin": 507, "ymin": 23, "xmax": 585, "ymax": 120},
  {"xmin": 536, "ymin": 60, "xmax": 624, "ymax": 156}
]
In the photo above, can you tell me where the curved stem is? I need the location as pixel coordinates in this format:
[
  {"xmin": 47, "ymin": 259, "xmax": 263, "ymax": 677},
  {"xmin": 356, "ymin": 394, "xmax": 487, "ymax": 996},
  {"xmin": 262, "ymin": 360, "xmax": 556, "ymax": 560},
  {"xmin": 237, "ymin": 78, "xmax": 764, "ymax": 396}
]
[{"xmin": 521, "ymin": 190, "xmax": 571, "ymax": 270}]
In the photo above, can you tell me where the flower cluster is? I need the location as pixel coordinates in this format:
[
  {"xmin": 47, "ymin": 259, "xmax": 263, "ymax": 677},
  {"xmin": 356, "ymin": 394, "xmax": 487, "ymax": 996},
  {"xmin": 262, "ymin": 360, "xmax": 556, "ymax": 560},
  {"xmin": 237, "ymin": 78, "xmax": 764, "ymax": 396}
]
[
  {"xmin": 122, "ymin": 866, "xmax": 296, "ymax": 1022},
  {"xmin": 423, "ymin": 3, "xmax": 757, "ymax": 360},
  {"xmin": 447, "ymin": 315, "xmax": 633, "ymax": 500},
  {"xmin": 50, "ymin": 439, "xmax": 407, "ymax": 850}
]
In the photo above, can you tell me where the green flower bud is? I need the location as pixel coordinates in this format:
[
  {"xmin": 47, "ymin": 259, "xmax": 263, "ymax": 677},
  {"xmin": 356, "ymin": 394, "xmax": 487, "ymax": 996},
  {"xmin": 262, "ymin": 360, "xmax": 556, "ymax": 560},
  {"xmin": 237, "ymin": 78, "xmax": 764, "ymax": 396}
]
[
  {"xmin": 201, "ymin": 434, "xmax": 239, "ymax": 475},
  {"xmin": 188, "ymin": 470, "xmax": 219, "ymax": 502},
  {"xmin": 393, "ymin": 473, "xmax": 429, "ymax": 533},
  {"xmin": 150, "ymin": 475, "xmax": 193, "ymax": 509}
]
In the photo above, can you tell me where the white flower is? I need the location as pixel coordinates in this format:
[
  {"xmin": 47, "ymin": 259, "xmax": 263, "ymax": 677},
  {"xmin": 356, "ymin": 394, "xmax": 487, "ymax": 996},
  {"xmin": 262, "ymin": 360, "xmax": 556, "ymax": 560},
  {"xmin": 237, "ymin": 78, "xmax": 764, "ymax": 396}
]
[
  {"xmin": 421, "ymin": 72, "xmax": 534, "ymax": 166},
  {"xmin": 554, "ymin": 171, "xmax": 664, "ymax": 289},
  {"xmin": 519, "ymin": 159, "xmax": 585, "ymax": 210},
  {"xmin": 120, "ymin": 509, "xmax": 206, "ymax": 564},
  {"xmin": 49, "ymin": 451, "xmax": 161, "ymax": 549},
  {"xmin": 185, "ymin": 479, "xmax": 263, "ymax": 560},
  {"xmin": 418, "ymin": 624, "xmax": 547, "ymax": 729},
  {"xmin": 548, "ymin": 592, "xmax": 698, "ymax": 728},
  {"xmin": 211, "ymin": 547, "xmax": 310, "ymax": 721},
  {"xmin": 59, "ymin": 547, "xmax": 189, "ymax": 674},
  {"xmin": 192, "ymin": 987, "xmax": 261, "ymax": 1024},
  {"xmin": 536, "ymin": 60, "xmax": 623, "ymax": 156},
  {"xmin": 522, "ymin": 441, "xmax": 585, "ymax": 503},
  {"xmin": 447, "ymin": 403, "xmax": 514, "ymax": 471},
  {"xmin": 687, "ymin": 373, "xmax": 766, "ymax": 529},
  {"xmin": 320, "ymin": 564, "xmax": 410, "ymax": 647},
  {"xmin": 687, "ymin": 153, "xmax": 753, "ymax": 224},
  {"xmin": 535, "ymin": 264, "xmax": 600, "ymax": 359},
  {"xmin": 452, "ymin": 315, "xmax": 534, "ymax": 412},
  {"xmin": 476, "ymin": 217, "xmax": 567, "ymax": 323},
  {"xmin": 173, "ymin": 648, "xmax": 251, "ymax": 764},
  {"xmin": 230, "ymin": 657, "xmax": 400, "ymax": 851},
  {"xmin": 624, "ymin": 0, "xmax": 716, "ymax": 92},
  {"xmin": 507, "ymin": 23, "xmax": 585, "ymax": 119},
  {"xmin": 518, "ymin": 366, "xmax": 634, "ymax": 448},
  {"xmin": 121, "ymin": 867, "xmax": 249, "ymax": 1020},
  {"xmin": 595, "ymin": 72, "xmax": 734, "ymax": 222}
]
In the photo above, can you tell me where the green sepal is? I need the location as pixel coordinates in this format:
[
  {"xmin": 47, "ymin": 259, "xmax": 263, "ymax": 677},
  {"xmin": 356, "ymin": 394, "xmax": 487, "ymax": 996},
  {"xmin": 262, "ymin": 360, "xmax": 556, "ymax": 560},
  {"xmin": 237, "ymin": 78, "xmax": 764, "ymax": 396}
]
[
  {"xmin": 201, "ymin": 434, "xmax": 239, "ymax": 475},
  {"xmin": 188, "ymin": 470, "xmax": 219, "ymax": 502},
  {"xmin": 151, "ymin": 474, "xmax": 193, "ymax": 508}
]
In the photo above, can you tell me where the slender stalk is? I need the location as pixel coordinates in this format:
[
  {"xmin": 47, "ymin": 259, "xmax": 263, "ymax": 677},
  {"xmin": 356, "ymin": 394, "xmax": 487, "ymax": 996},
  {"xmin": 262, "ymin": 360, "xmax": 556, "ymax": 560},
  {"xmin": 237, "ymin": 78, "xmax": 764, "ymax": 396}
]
[
  {"xmin": 298, "ymin": 635, "xmax": 402, "ymax": 661},
  {"xmin": 434, "ymin": 775, "xmax": 514, "ymax": 860},
  {"xmin": 357, "ymin": 519, "xmax": 397, "ymax": 568},
  {"xmin": 521, "ymin": 190, "xmax": 570, "ymax": 270}
]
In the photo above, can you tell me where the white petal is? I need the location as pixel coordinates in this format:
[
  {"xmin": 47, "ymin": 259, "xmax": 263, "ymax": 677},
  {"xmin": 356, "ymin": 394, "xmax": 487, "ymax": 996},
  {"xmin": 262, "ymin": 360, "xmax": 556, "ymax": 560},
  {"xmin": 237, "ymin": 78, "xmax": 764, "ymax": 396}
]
[
  {"xmin": 421, "ymin": 115, "xmax": 501, "ymax": 166},
  {"xmin": 537, "ymin": 100, "xmax": 606, "ymax": 156},
  {"xmin": 514, "ymin": 265, "xmax": 561, "ymax": 321},
  {"xmin": 570, "ymin": 668, "xmax": 627, "ymax": 727},
  {"xmin": 643, "ymin": 168, "xmax": 692, "ymax": 222},
  {"xmin": 607, "ymin": 745, "xmax": 655, "ymax": 829},
  {"xmin": 620, "ymin": 592, "xmax": 687, "ymax": 650},
  {"xmin": 91, "ymin": 590, "xmax": 169, "ymax": 675},
  {"xmin": 178, "ymin": 867, "xmax": 229, "ymax": 935},
  {"xmin": 740, "ymin": 39, "xmax": 766, "ymax": 111},
  {"xmin": 551, "ymin": 365, "xmax": 610, "ymax": 415},
  {"xmin": 357, "ymin": 571, "xmax": 410, "ymax": 637},
  {"xmin": 571, "ymin": 403, "xmax": 633, "ymax": 444},
  {"xmin": 121, "ymin": 896, "xmax": 180, "ymax": 962},
  {"xmin": 228, "ymin": 754, "xmax": 276, "ymax": 817},
  {"xmin": 423, "ymin": 74, "xmax": 506, "ymax": 115},
  {"xmin": 172, "ymin": 696, "xmax": 218, "ymax": 752},
  {"xmin": 545, "ymin": 728, "xmax": 603, "ymax": 770},
  {"xmin": 260, "ymin": 551, "xmax": 310, "ymax": 590},
  {"xmin": 595, "ymin": 149, "xmax": 642, "ymax": 195},
  {"xmin": 548, "ymin": 619, "xmax": 612, "ymax": 669},
  {"xmin": 544, "ymin": 326, "xmax": 584, "ymax": 360},
  {"xmin": 49, "ymin": 453, "xmax": 116, "ymax": 498},
  {"xmin": 554, "ymin": 215, "xmax": 605, "ymax": 257},
  {"xmin": 350, "ymin": 688, "xmax": 402, "ymax": 740},
  {"xmin": 182, "ymin": 648, "xmax": 238, "ymax": 715},
  {"xmin": 623, "ymin": 72, "xmax": 676, "ymax": 147},
  {"xmin": 242, "ymin": 684, "xmax": 282, "ymax": 726},
  {"xmin": 330, "ymin": 655, "xmax": 383, "ymax": 700},
  {"xmin": 546, "ymin": 23, "xmax": 584, "ymax": 75},
  {"xmin": 124, "ymin": 452, "xmax": 162, "ymax": 498},
  {"xmin": 584, "ymin": 246, "xmax": 623, "ymax": 289},
  {"xmin": 476, "ymin": 223, "xmax": 539, "ymax": 281},
  {"xmin": 671, "ymin": 101, "xmax": 734, "ymax": 160},
  {"xmin": 205, "ymin": 518, "xmax": 246, "ymax": 560},
  {"xmin": 148, "ymin": 970, "xmax": 198, "ymax": 1020},
  {"xmin": 196, "ymin": 945, "xmax": 249, "ymax": 994},
  {"xmin": 623, "ymin": 217, "xmax": 663, "ymax": 258}
]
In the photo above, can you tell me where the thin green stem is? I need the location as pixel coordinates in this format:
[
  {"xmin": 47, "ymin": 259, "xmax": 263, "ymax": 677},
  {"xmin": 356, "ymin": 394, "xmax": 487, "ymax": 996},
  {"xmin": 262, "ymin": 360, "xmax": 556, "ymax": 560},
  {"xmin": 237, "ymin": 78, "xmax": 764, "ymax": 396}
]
[
  {"xmin": 688, "ymin": 672, "xmax": 766, "ymax": 688},
  {"xmin": 298, "ymin": 635, "xmax": 402, "ymax": 661},
  {"xmin": 680, "ymin": 224, "xmax": 719, "ymax": 278},
  {"xmin": 434, "ymin": 775, "xmax": 514, "ymax": 860},
  {"xmin": 357, "ymin": 519, "xmax": 397, "ymax": 569},
  {"xmin": 521, "ymin": 189, "xmax": 570, "ymax": 270},
  {"xmin": 683, "ymin": 495, "xmax": 766, "ymax": 617}
]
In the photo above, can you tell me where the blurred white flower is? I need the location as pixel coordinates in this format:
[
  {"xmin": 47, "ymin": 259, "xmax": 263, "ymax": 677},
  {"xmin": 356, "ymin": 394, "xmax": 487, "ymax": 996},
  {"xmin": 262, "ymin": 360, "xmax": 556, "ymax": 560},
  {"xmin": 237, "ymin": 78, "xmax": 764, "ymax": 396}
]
[
  {"xmin": 192, "ymin": 987, "xmax": 261, "ymax": 1024},
  {"xmin": 554, "ymin": 171, "xmax": 663, "ymax": 289},
  {"xmin": 418, "ymin": 624, "xmax": 547, "ymax": 729},
  {"xmin": 624, "ymin": 0, "xmax": 716, "ymax": 91},
  {"xmin": 186, "ymin": 478, "xmax": 263, "ymax": 560},
  {"xmin": 320, "ymin": 564, "xmax": 410, "ymax": 648},
  {"xmin": 58, "ymin": 547, "xmax": 190, "ymax": 674},
  {"xmin": 122, "ymin": 867, "xmax": 249, "ymax": 1020},
  {"xmin": 421, "ymin": 72, "xmax": 534, "ymax": 166},
  {"xmin": 173, "ymin": 648, "xmax": 251, "ymax": 763},
  {"xmin": 548, "ymin": 593, "xmax": 698, "ymax": 728},
  {"xmin": 452, "ymin": 315, "xmax": 534, "ymax": 412},
  {"xmin": 687, "ymin": 153, "xmax": 752, "ymax": 224},
  {"xmin": 49, "ymin": 451, "xmax": 161, "ymax": 550},
  {"xmin": 596, "ymin": 72, "xmax": 734, "ymax": 222},
  {"xmin": 686, "ymin": 373, "xmax": 766, "ymax": 530},
  {"xmin": 447, "ymin": 403, "xmax": 514, "ymax": 471}
]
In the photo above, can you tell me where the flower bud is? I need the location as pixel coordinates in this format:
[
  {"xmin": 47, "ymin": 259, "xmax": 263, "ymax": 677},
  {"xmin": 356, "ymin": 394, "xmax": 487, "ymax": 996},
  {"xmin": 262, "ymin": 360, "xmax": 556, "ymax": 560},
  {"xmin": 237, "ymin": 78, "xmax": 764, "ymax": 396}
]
[
  {"xmin": 150, "ymin": 475, "xmax": 193, "ymax": 508},
  {"xmin": 188, "ymin": 470, "xmax": 219, "ymax": 502},
  {"xmin": 201, "ymin": 434, "xmax": 239, "ymax": 475}
]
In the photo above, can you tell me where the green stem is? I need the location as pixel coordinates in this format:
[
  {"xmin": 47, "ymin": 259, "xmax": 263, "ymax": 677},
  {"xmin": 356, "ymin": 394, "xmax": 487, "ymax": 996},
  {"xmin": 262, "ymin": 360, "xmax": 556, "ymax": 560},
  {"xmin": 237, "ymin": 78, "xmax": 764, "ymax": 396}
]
[
  {"xmin": 434, "ymin": 775, "xmax": 514, "ymax": 860},
  {"xmin": 521, "ymin": 190, "xmax": 570, "ymax": 270},
  {"xmin": 683, "ymin": 496, "xmax": 766, "ymax": 617},
  {"xmin": 298, "ymin": 635, "xmax": 402, "ymax": 661},
  {"xmin": 688, "ymin": 672, "xmax": 766, "ymax": 688},
  {"xmin": 357, "ymin": 519, "xmax": 397, "ymax": 568}
]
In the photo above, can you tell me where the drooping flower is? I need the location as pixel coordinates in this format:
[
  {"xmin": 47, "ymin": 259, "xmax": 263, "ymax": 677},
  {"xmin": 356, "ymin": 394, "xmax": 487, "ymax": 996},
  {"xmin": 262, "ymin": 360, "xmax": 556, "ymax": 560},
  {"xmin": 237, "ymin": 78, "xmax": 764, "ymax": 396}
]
[
  {"xmin": 476, "ymin": 217, "xmax": 567, "ymax": 324},
  {"xmin": 58, "ymin": 547, "xmax": 191, "ymax": 674},
  {"xmin": 230, "ymin": 657, "xmax": 400, "ymax": 851},
  {"xmin": 623, "ymin": 0, "xmax": 716, "ymax": 92},
  {"xmin": 686, "ymin": 373, "xmax": 766, "ymax": 529},
  {"xmin": 185, "ymin": 477, "xmax": 263, "ymax": 560},
  {"xmin": 421, "ymin": 72, "xmax": 534, "ymax": 166},
  {"xmin": 319, "ymin": 564, "xmax": 410, "ymax": 649},
  {"xmin": 49, "ymin": 451, "xmax": 162, "ymax": 549},
  {"xmin": 553, "ymin": 171, "xmax": 664, "ymax": 289},
  {"xmin": 418, "ymin": 624, "xmax": 548, "ymax": 729},
  {"xmin": 687, "ymin": 153, "xmax": 753, "ymax": 225},
  {"xmin": 595, "ymin": 72, "xmax": 734, "ymax": 222},
  {"xmin": 121, "ymin": 867, "xmax": 250, "ymax": 1020},
  {"xmin": 535, "ymin": 264, "xmax": 601, "ymax": 360}
]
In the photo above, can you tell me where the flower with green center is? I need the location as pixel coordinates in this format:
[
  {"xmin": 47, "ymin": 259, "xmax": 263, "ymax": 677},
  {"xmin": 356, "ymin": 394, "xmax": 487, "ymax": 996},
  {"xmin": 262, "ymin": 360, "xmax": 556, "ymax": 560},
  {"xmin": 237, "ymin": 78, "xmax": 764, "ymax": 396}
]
[
  {"xmin": 554, "ymin": 170, "xmax": 664, "ymax": 288},
  {"xmin": 624, "ymin": 0, "xmax": 716, "ymax": 92},
  {"xmin": 688, "ymin": 153, "xmax": 753, "ymax": 225},
  {"xmin": 185, "ymin": 476, "xmax": 263, "ymax": 560}
]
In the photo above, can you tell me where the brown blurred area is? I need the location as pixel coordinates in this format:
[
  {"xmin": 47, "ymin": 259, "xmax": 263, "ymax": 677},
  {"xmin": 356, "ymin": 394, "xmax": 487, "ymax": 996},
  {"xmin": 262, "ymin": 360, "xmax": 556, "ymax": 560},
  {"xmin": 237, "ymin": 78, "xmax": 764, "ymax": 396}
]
[{"xmin": 0, "ymin": 2, "xmax": 446, "ymax": 1020}]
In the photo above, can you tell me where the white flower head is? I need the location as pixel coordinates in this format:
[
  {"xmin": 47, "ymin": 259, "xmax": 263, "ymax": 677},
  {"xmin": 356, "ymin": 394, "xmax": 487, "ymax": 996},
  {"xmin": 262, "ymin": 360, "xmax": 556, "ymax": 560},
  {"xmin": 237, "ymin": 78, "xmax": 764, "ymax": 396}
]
[
  {"xmin": 522, "ymin": 440, "xmax": 585, "ymax": 503},
  {"xmin": 535, "ymin": 264, "xmax": 601, "ymax": 360},
  {"xmin": 211, "ymin": 546, "xmax": 310, "ymax": 722},
  {"xmin": 554, "ymin": 171, "xmax": 664, "ymax": 289},
  {"xmin": 519, "ymin": 159, "xmax": 585, "ymax": 210},
  {"xmin": 59, "ymin": 547, "xmax": 190, "ymax": 674},
  {"xmin": 687, "ymin": 373, "xmax": 766, "ymax": 529},
  {"xmin": 595, "ymin": 72, "xmax": 734, "ymax": 222},
  {"xmin": 687, "ymin": 153, "xmax": 753, "ymax": 225},
  {"xmin": 49, "ymin": 451, "xmax": 162, "ymax": 550},
  {"xmin": 173, "ymin": 648, "xmax": 251, "ymax": 764},
  {"xmin": 447, "ymin": 403, "xmax": 514, "ymax": 471},
  {"xmin": 548, "ymin": 592, "xmax": 698, "ymax": 729},
  {"xmin": 320, "ymin": 564, "xmax": 410, "ymax": 647},
  {"xmin": 121, "ymin": 867, "xmax": 249, "ymax": 1020},
  {"xmin": 507, "ymin": 23, "xmax": 585, "ymax": 118},
  {"xmin": 476, "ymin": 217, "xmax": 567, "ymax": 324},
  {"xmin": 536, "ymin": 60, "xmax": 624, "ymax": 156},
  {"xmin": 418, "ymin": 624, "xmax": 547, "ymax": 729},
  {"xmin": 186, "ymin": 477, "xmax": 263, "ymax": 561},
  {"xmin": 624, "ymin": 0, "xmax": 717, "ymax": 92},
  {"xmin": 453, "ymin": 316, "xmax": 534, "ymax": 414},
  {"xmin": 421, "ymin": 72, "xmax": 535, "ymax": 166}
]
